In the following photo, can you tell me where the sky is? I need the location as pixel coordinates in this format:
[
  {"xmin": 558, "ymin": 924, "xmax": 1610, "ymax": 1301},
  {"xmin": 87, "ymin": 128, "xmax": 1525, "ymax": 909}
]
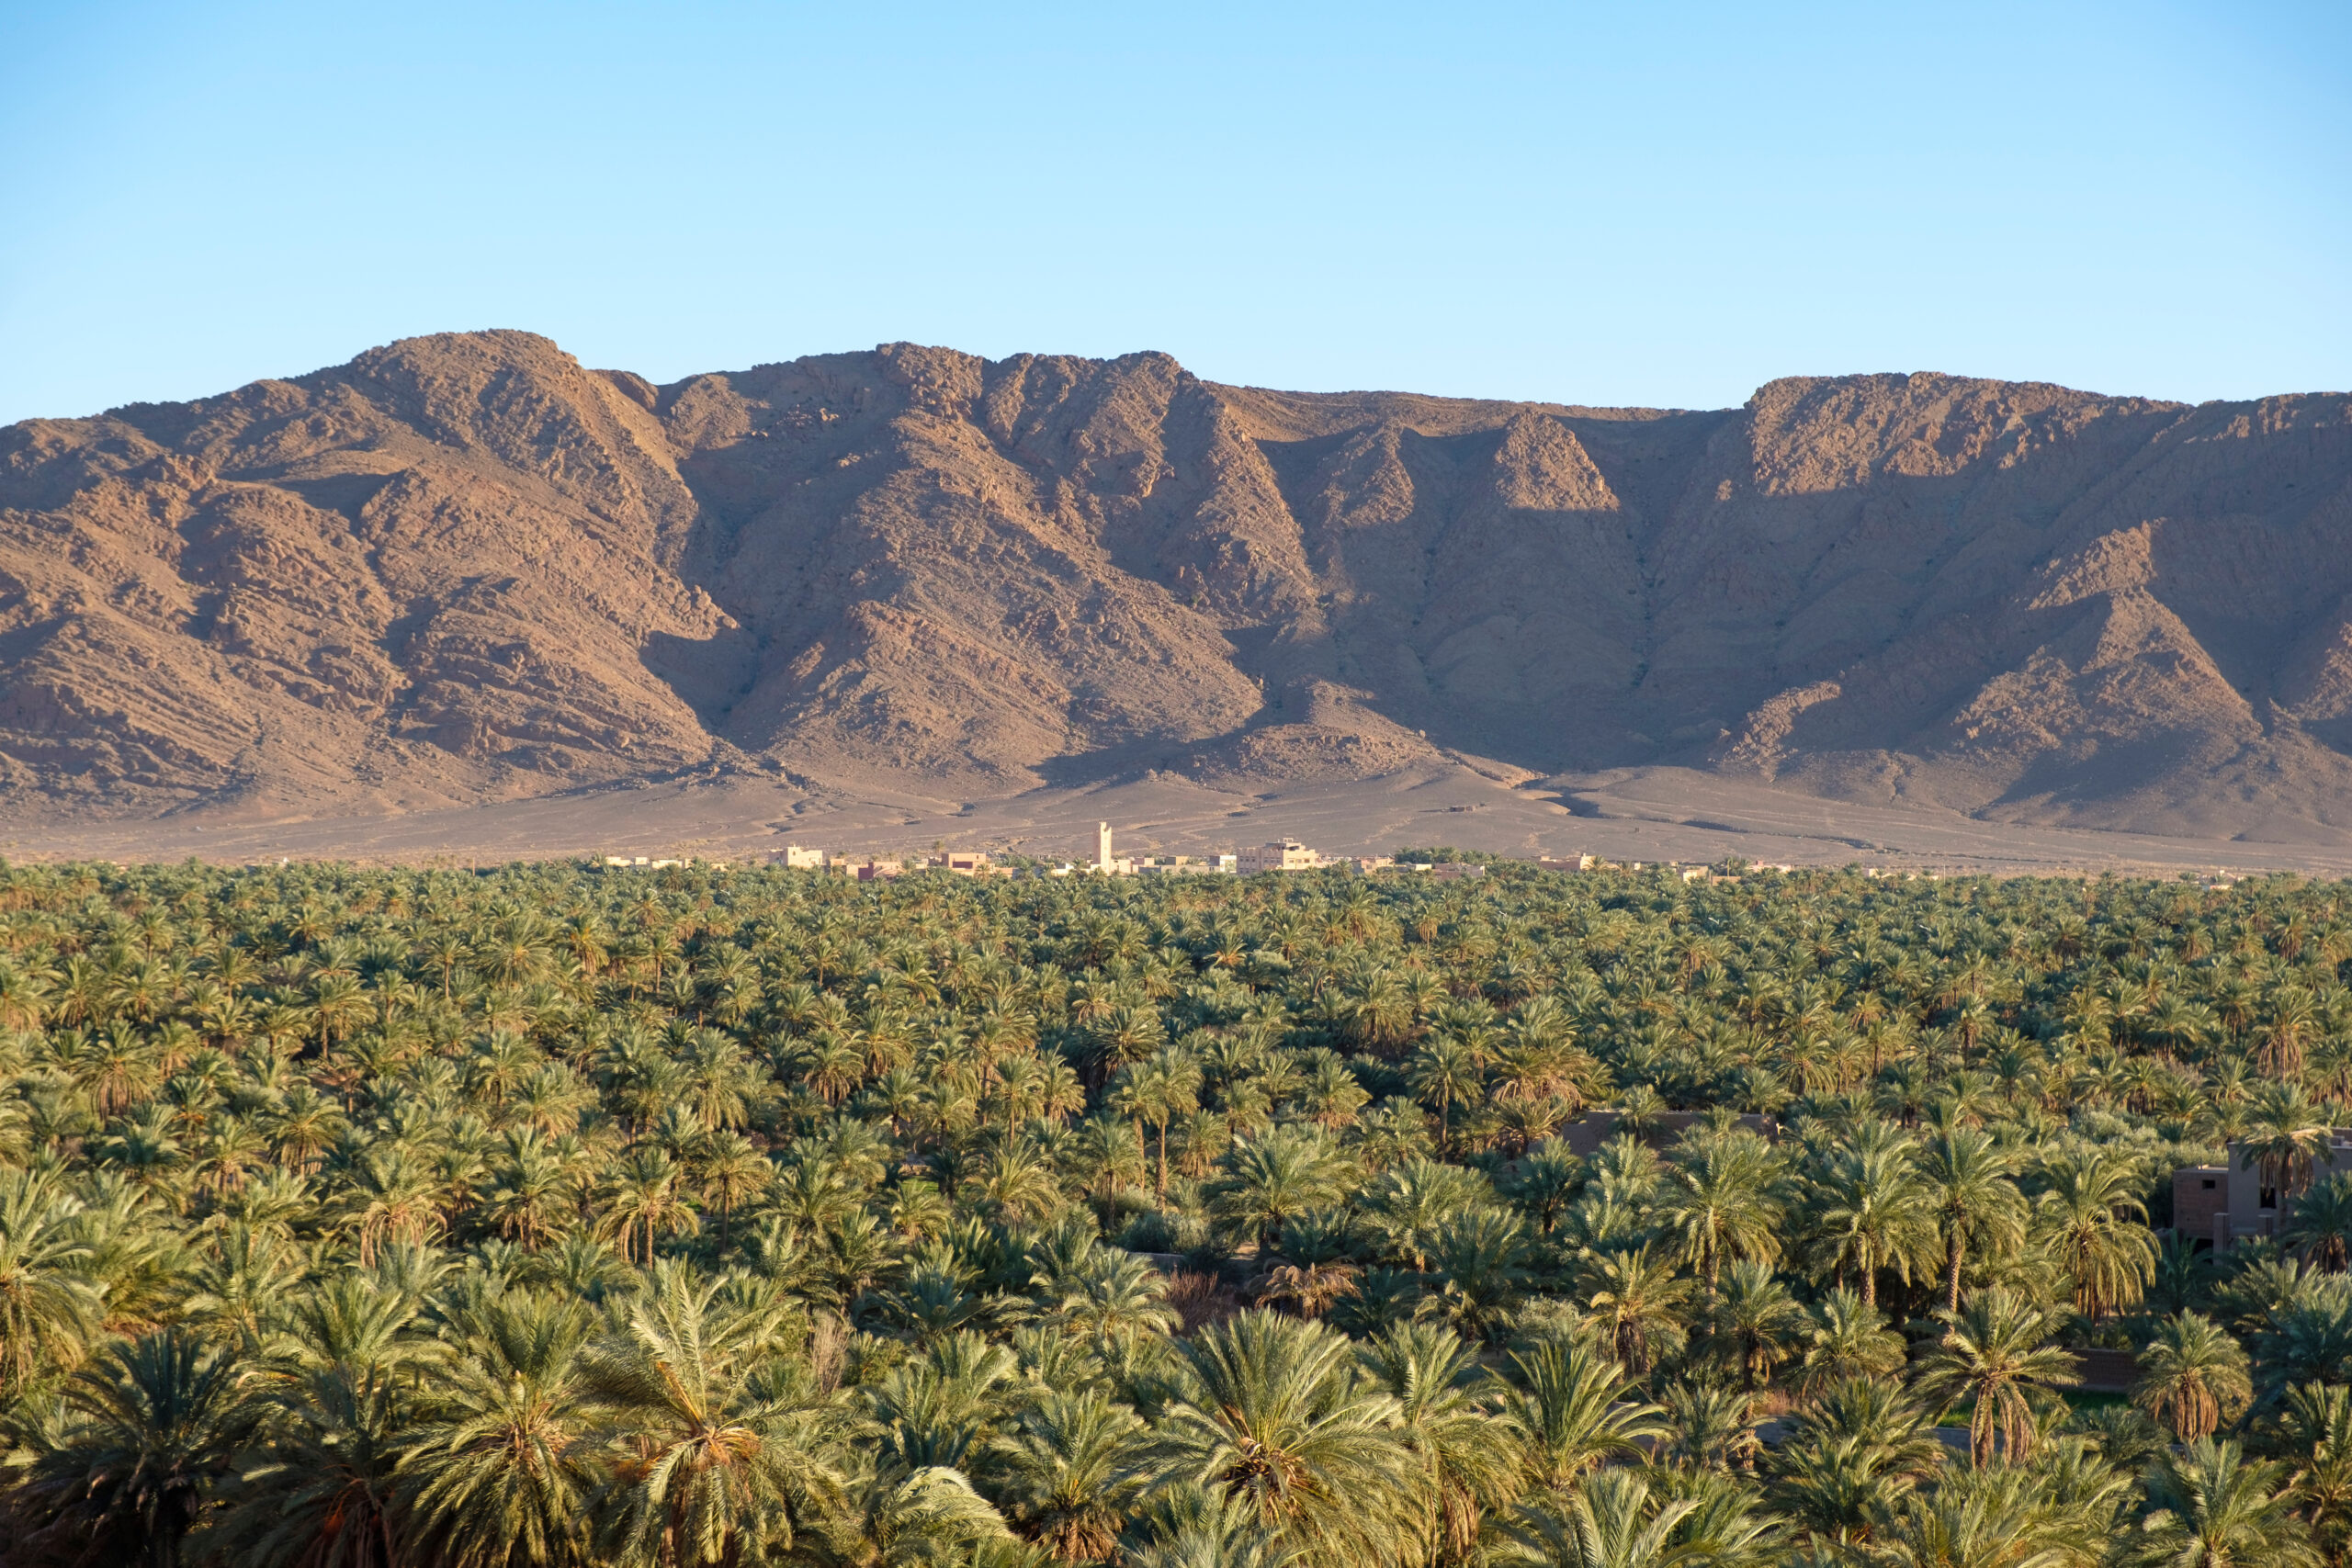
[{"xmin": 2, "ymin": 1, "xmax": 2346, "ymax": 424}]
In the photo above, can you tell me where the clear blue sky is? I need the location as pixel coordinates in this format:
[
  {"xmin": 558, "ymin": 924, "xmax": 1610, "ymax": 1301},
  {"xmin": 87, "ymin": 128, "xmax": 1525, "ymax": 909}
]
[{"xmin": 3, "ymin": 1, "xmax": 2345, "ymax": 424}]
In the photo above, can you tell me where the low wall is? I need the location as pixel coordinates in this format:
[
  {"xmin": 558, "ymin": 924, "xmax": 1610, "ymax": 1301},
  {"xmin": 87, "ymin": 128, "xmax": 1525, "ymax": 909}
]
[{"xmin": 2071, "ymin": 1348, "xmax": 2139, "ymax": 1393}]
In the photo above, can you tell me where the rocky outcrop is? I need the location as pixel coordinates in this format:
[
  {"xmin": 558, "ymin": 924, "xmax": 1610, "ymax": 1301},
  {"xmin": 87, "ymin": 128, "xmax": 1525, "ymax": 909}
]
[{"xmin": 3, "ymin": 333, "xmax": 2346, "ymax": 840}]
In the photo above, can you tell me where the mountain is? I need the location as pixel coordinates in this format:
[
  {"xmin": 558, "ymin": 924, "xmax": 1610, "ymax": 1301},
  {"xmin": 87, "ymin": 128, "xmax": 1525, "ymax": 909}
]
[{"xmin": 3, "ymin": 331, "xmax": 2349, "ymax": 842}]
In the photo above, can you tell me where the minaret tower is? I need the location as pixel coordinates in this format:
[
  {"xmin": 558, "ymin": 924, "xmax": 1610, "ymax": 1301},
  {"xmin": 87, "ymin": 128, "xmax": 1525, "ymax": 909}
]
[{"xmin": 1097, "ymin": 821, "xmax": 1113, "ymax": 872}]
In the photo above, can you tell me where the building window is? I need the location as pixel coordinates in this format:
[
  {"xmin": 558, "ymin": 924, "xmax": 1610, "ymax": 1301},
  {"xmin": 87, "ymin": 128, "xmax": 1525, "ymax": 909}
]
[
  {"xmin": 2261, "ymin": 1187, "xmax": 2278, "ymax": 1211},
  {"xmin": 2202, "ymin": 1179, "xmax": 2216, "ymax": 1190}
]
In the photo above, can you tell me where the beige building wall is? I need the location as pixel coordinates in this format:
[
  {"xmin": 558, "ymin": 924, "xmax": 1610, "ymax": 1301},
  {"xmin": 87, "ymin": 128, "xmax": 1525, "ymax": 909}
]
[{"xmin": 1238, "ymin": 840, "xmax": 1322, "ymax": 874}]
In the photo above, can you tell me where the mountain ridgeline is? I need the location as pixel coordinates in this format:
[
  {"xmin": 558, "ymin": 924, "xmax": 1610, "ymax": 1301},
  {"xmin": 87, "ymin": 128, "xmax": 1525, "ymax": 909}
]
[{"xmin": 3, "ymin": 332, "xmax": 2348, "ymax": 839}]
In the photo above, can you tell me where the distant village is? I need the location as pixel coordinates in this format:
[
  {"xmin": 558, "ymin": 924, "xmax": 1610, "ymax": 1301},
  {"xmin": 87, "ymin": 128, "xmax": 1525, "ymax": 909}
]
[
  {"xmin": 583, "ymin": 839, "xmax": 2252, "ymax": 891},
  {"xmin": 600, "ymin": 823, "xmax": 1820, "ymax": 883},
  {"xmin": 749, "ymin": 825, "xmax": 1494, "ymax": 881}
]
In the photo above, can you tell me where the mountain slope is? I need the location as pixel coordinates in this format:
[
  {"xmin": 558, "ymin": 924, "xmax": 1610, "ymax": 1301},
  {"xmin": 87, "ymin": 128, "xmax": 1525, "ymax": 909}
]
[{"xmin": 2, "ymin": 333, "xmax": 2347, "ymax": 840}]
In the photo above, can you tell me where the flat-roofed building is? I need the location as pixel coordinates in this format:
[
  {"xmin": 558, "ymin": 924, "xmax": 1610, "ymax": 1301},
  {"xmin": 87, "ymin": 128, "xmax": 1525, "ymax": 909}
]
[
  {"xmin": 2174, "ymin": 1166, "xmax": 2229, "ymax": 1247},
  {"xmin": 1238, "ymin": 840, "xmax": 1323, "ymax": 874},
  {"xmin": 2176, "ymin": 1131, "xmax": 2352, "ymax": 1247}
]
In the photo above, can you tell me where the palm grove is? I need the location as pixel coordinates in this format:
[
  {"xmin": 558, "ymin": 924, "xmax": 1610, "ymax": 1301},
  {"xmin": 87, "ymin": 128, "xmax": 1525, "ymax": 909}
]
[{"xmin": 4, "ymin": 858, "xmax": 2352, "ymax": 1568}]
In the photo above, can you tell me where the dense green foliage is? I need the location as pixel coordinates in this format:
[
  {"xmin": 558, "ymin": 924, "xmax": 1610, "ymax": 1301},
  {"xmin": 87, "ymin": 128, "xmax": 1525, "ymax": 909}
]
[{"xmin": 3, "ymin": 855, "xmax": 2352, "ymax": 1567}]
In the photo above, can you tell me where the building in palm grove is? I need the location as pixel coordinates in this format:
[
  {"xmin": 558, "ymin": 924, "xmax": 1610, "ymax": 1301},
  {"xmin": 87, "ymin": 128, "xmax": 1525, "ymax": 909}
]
[
  {"xmin": 933, "ymin": 851, "xmax": 995, "ymax": 876},
  {"xmin": 2175, "ymin": 1132, "xmax": 2352, "ymax": 1247},
  {"xmin": 1238, "ymin": 840, "xmax": 1325, "ymax": 874},
  {"xmin": 1074, "ymin": 824, "xmax": 1324, "ymax": 876}
]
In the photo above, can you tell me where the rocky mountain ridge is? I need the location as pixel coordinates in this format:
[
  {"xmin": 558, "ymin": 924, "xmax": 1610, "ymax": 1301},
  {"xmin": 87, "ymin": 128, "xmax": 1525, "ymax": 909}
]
[{"xmin": 3, "ymin": 331, "xmax": 2347, "ymax": 841}]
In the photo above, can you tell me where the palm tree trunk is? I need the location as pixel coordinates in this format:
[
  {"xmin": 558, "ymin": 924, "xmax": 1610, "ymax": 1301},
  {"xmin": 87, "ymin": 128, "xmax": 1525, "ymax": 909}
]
[{"xmin": 1946, "ymin": 1235, "xmax": 1964, "ymax": 1314}]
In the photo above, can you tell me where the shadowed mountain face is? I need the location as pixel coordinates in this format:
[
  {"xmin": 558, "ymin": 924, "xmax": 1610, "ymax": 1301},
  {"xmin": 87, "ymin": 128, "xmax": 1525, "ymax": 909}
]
[{"xmin": 3, "ymin": 331, "xmax": 2348, "ymax": 840}]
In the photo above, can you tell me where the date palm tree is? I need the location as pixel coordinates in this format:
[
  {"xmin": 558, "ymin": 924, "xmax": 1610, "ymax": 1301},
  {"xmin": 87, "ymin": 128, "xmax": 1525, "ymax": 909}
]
[
  {"xmin": 1159, "ymin": 1311, "xmax": 1421, "ymax": 1568},
  {"xmin": 1506, "ymin": 1139, "xmax": 1583, "ymax": 1237},
  {"xmin": 309, "ymin": 971, "xmax": 370, "ymax": 1060},
  {"xmin": 2244, "ymin": 1081, "xmax": 2336, "ymax": 1204},
  {"xmin": 1576, "ymin": 1243, "xmax": 1691, "ymax": 1376},
  {"xmin": 1919, "ymin": 1288, "xmax": 2080, "ymax": 1466},
  {"xmin": 973, "ymin": 1141, "xmax": 1065, "ymax": 1224},
  {"xmin": 0, "ymin": 1167, "xmax": 102, "ymax": 1392},
  {"xmin": 1091, "ymin": 1005, "xmax": 1167, "ymax": 1084},
  {"xmin": 18, "ymin": 1329, "xmax": 246, "ymax": 1568},
  {"xmin": 2284, "ymin": 1169, "xmax": 2352, "ymax": 1272},
  {"xmin": 1655, "ymin": 1379, "xmax": 1759, "ymax": 1474},
  {"xmin": 337, "ymin": 1146, "xmax": 447, "ymax": 1264},
  {"xmin": 2132, "ymin": 1311, "xmax": 2253, "ymax": 1442},
  {"xmin": 1918, "ymin": 1123, "xmax": 2027, "ymax": 1314},
  {"xmin": 867, "ymin": 1333, "xmax": 1018, "ymax": 1472},
  {"xmin": 1407, "ymin": 1033, "xmax": 1486, "ymax": 1155},
  {"xmin": 1124, "ymin": 1483, "xmax": 1278, "ymax": 1568},
  {"xmin": 1804, "ymin": 1126, "xmax": 1933, "ymax": 1311},
  {"xmin": 2272, "ymin": 1382, "xmax": 2352, "ymax": 1562},
  {"xmin": 266, "ymin": 1083, "xmax": 345, "ymax": 1175},
  {"xmin": 1109, "ymin": 1048, "xmax": 1202, "ymax": 1202},
  {"xmin": 1361, "ymin": 1156, "xmax": 1492, "ymax": 1272},
  {"xmin": 2134, "ymin": 1438, "xmax": 2320, "ymax": 1568},
  {"xmin": 1026, "ymin": 1245, "xmax": 1180, "ymax": 1339},
  {"xmin": 988, "ymin": 1386, "xmax": 1153, "ymax": 1562},
  {"xmin": 1503, "ymin": 1469, "xmax": 1701, "ymax": 1568},
  {"xmin": 1705, "ymin": 1259, "xmax": 1811, "ymax": 1391},
  {"xmin": 1498, "ymin": 1337, "xmax": 1668, "ymax": 1493},
  {"xmin": 208, "ymin": 1359, "xmax": 412, "ymax": 1568},
  {"xmin": 399, "ymin": 1290, "xmax": 603, "ymax": 1568},
  {"xmin": 1209, "ymin": 1127, "xmax": 1351, "ymax": 1258},
  {"xmin": 1768, "ymin": 1376, "xmax": 1945, "ymax": 1549},
  {"xmin": 585, "ymin": 1262, "xmax": 852, "ymax": 1568},
  {"xmin": 2032, "ymin": 1147, "xmax": 2157, "ymax": 1320},
  {"xmin": 1429, "ymin": 1206, "xmax": 1531, "ymax": 1344},
  {"xmin": 1864, "ymin": 1463, "xmax": 2100, "ymax": 1568},
  {"xmin": 1655, "ymin": 1131, "xmax": 1784, "ymax": 1298},
  {"xmin": 1069, "ymin": 1116, "xmax": 1147, "ymax": 1227},
  {"xmin": 1360, "ymin": 1319, "xmax": 1522, "ymax": 1566},
  {"xmin": 851, "ymin": 1465, "xmax": 1022, "ymax": 1568},
  {"xmin": 597, "ymin": 1146, "xmax": 701, "ymax": 1266}
]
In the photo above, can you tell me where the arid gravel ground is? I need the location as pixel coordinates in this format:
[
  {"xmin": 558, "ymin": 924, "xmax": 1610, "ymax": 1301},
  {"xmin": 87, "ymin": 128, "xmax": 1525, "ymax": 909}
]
[{"xmin": 11, "ymin": 765, "xmax": 2346, "ymax": 878}]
